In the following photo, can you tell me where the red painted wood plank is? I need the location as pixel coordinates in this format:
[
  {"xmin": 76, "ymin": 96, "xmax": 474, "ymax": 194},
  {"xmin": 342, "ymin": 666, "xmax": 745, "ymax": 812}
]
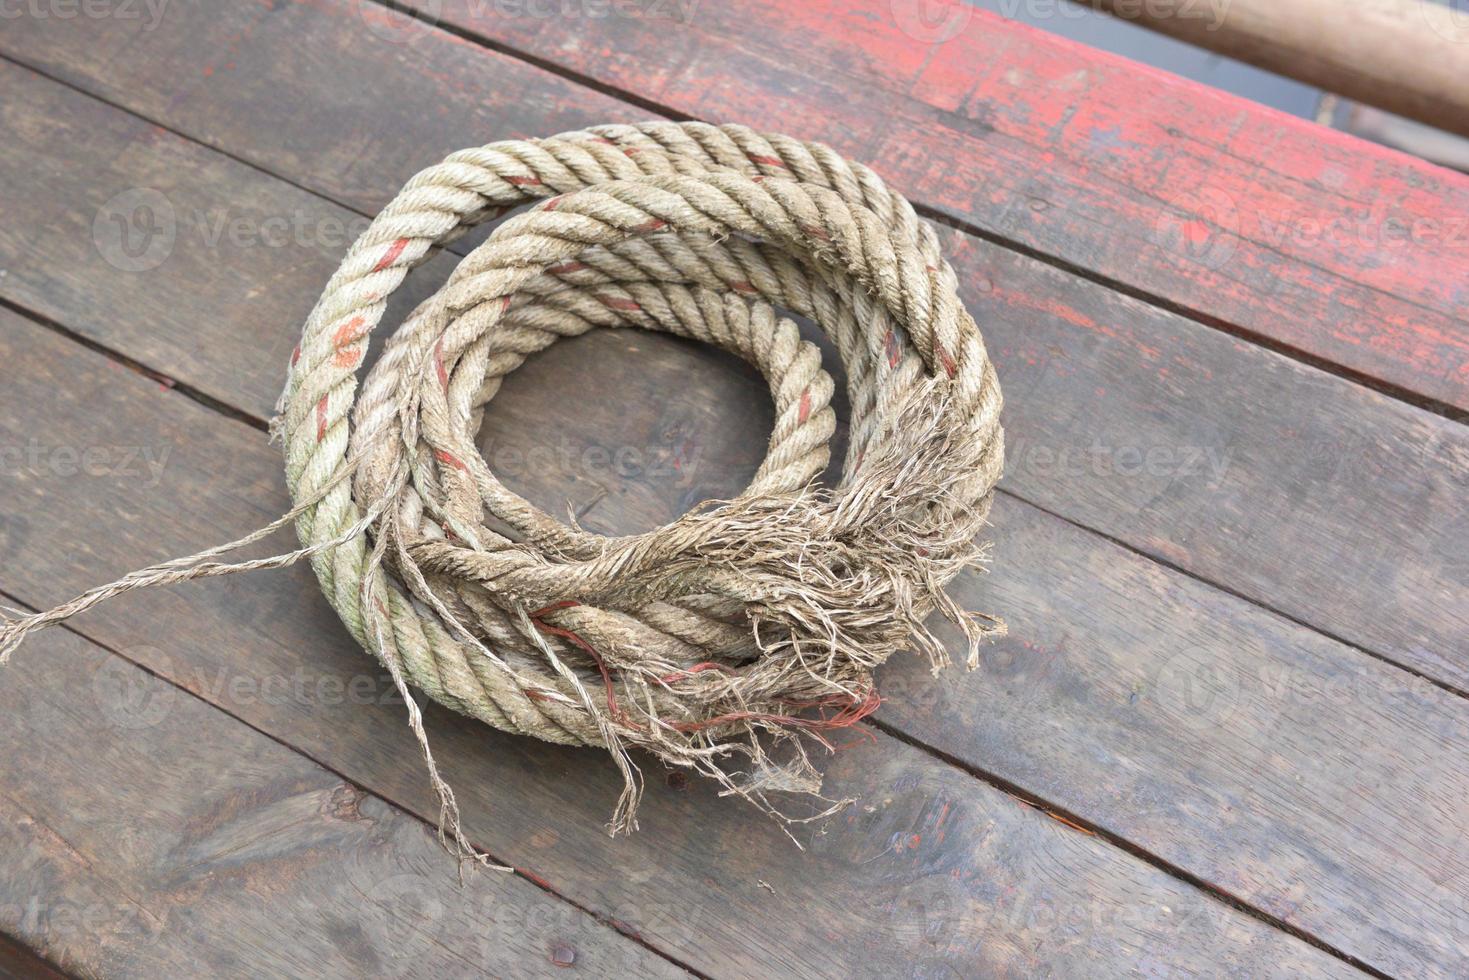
[{"xmin": 424, "ymin": 0, "xmax": 1469, "ymax": 412}]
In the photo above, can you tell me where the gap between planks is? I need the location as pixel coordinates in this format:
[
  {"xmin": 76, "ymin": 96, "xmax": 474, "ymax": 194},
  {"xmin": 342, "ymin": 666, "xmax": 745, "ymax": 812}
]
[
  {"xmin": 0, "ymin": 31, "xmax": 1459, "ymax": 971},
  {"xmin": 2, "ymin": 36, "xmax": 1463, "ymax": 432},
  {"xmin": 355, "ymin": 0, "xmax": 1469, "ymax": 426},
  {"xmin": 868, "ymin": 719, "xmax": 1391, "ymax": 980},
  {"xmin": 0, "ymin": 51, "xmax": 1458, "ymax": 700},
  {"xmin": 0, "ymin": 928, "xmax": 72, "ymax": 980}
]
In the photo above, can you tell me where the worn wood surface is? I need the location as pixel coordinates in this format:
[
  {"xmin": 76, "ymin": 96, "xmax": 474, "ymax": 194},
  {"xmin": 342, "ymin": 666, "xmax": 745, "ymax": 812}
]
[
  {"xmin": 1, "ymin": 40, "xmax": 1463, "ymax": 690},
  {"xmin": 0, "ymin": 179, "xmax": 1446, "ymax": 975},
  {"xmin": 0, "ymin": 620, "xmax": 691, "ymax": 978},
  {"xmin": 418, "ymin": 0, "xmax": 1469, "ymax": 414},
  {"xmin": 10, "ymin": 0, "xmax": 1469, "ymax": 413},
  {"xmin": 0, "ymin": 0, "xmax": 1464, "ymax": 976},
  {"xmin": 0, "ymin": 313, "xmax": 1361, "ymax": 976}
]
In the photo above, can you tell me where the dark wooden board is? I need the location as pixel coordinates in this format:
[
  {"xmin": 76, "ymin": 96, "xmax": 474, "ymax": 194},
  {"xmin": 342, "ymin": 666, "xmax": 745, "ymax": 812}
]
[
  {"xmin": 0, "ymin": 301, "xmax": 1360, "ymax": 977},
  {"xmin": 9, "ymin": 0, "xmax": 1463, "ymax": 412},
  {"xmin": 0, "ymin": 252, "xmax": 1433, "ymax": 975},
  {"xmin": 0, "ymin": 46, "xmax": 1462, "ymax": 693},
  {"xmin": 488, "ymin": 323, "xmax": 1469, "ymax": 976},
  {"xmin": 423, "ymin": 0, "xmax": 1469, "ymax": 416},
  {"xmin": 0, "ymin": 5, "xmax": 1457, "ymax": 975},
  {"xmin": 0, "ymin": 624, "xmax": 690, "ymax": 977},
  {"xmin": 0, "ymin": 934, "xmax": 68, "ymax": 980}
]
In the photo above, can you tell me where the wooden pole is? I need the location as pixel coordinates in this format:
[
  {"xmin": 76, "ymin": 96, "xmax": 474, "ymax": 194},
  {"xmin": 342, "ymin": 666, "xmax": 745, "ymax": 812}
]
[{"xmin": 1082, "ymin": 0, "xmax": 1469, "ymax": 138}]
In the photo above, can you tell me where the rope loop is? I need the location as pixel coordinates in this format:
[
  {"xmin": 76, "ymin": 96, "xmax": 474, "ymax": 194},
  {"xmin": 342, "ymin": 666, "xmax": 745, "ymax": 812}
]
[{"xmin": 2, "ymin": 122, "xmax": 1004, "ymax": 851}]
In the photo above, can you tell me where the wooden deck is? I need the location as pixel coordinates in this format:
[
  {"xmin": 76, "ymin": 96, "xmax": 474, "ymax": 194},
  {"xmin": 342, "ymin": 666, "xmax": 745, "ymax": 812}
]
[{"xmin": 0, "ymin": 1, "xmax": 1465, "ymax": 976}]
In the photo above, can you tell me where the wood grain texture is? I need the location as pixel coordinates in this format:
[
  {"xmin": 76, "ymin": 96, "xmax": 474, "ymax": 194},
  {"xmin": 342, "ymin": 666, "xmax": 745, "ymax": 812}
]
[
  {"xmin": 0, "ymin": 46, "xmax": 1461, "ymax": 690},
  {"xmin": 0, "ymin": 625, "xmax": 690, "ymax": 977},
  {"xmin": 0, "ymin": 301, "xmax": 1362, "ymax": 977},
  {"xmin": 408, "ymin": 0, "xmax": 1469, "ymax": 413},
  {"xmin": 8, "ymin": 0, "xmax": 1468, "ymax": 414},
  {"xmin": 0, "ymin": 6, "xmax": 1462, "ymax": 975},
  {"xmin": 427, "ymin": 298, "xmax": 1469, "ymax": 977}
]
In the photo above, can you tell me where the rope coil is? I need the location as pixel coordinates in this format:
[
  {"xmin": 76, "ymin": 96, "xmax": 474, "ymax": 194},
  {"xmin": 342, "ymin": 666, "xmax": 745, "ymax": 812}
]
[{"xmin": 2, "ymin": 122, "xmax": 1004, "ymax": 858}]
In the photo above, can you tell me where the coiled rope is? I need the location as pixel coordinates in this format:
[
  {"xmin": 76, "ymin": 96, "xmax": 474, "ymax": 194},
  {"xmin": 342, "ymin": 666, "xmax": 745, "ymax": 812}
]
[{"xmin": 1, "ymin": 122, "xmax": 1004, "ymax": 862}]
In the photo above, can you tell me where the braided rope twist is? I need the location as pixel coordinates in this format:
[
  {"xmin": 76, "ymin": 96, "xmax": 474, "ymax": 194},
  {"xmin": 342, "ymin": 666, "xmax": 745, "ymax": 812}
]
[{"xmin": 2, "ymin": 122, "xmax": 1003, "ymax": 854}]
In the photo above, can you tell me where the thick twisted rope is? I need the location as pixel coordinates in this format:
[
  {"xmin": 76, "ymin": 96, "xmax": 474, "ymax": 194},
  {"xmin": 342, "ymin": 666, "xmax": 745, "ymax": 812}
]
[{"xmin": 1, "ymin": 122, "xmax": 1003, "ymax": 859}]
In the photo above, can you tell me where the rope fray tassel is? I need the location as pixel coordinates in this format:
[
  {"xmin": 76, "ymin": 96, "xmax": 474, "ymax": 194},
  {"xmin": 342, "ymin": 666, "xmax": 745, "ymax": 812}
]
[{"xmin": 0, "ymin": 122, "xmax": 1006, "ymax": 865}]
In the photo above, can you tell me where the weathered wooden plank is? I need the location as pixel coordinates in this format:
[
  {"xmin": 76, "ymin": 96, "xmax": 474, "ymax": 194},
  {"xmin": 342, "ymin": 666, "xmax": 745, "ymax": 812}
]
[
  {"xmin": 0, "ymin": 303, "xmax": 1361, "ymax": 976},
  {"xmin": 431, "ymin": 0, "xmax": 1469, "ymax": 414},
  {"xmin": 0, "ymin": 21, "xmax": 1463, "ymax": 975},
  {"xmin": 11, "ymin": 0, "xmax": 1459, "ymax": 411},
  {"xmin": 0, "ymin": 48, "xmax": 1461, "ymax": 693},
  {"xmin": 484, "ymin": 276, "xmax": 1469, "ymax": 965},
  {"xmin": 914, "ymin": 502, "xmax": 1469, "ymax": 977},
  {"xmin": 426, "ymin": 289, "xmax": 1469, "ymax": 977},
  {"xmin": 0, "ymin": 0, "xmax": 644, "ymax": 222},
  {"xmin": 0, "ymin": 624, "xmax": 691, "ymax": 977},
  {"xmin": 17, "ymin": 0, "xmax": 1469, "ymax": 408}
]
